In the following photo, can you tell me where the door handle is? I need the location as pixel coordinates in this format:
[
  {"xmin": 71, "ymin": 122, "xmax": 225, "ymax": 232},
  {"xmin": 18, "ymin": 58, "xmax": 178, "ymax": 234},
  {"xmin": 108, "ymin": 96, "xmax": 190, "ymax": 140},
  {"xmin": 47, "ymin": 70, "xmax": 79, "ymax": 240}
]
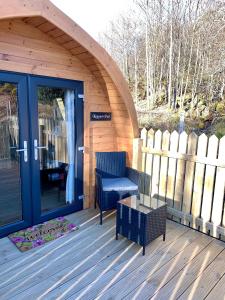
[
  {"xmin": 16, "ymin": 141, "xmax": 28, "ymax": 162},
  {"xmin": 36, "ymin": 146, "xmax": 48, "ymax": 149},
  {"xmin": 34, "ymin": 139, "xmax": 48, "ymax": 160}
]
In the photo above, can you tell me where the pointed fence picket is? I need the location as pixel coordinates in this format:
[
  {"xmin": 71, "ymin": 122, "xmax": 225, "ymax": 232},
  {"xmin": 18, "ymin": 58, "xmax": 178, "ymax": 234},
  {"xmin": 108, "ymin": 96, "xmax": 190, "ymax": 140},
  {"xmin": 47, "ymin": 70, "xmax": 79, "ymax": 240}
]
[
  {"xmin": 210, "ymin": 136, "xmax": 225, "ymax": 237},
  {"xmin": 173, "ymin": 131, "xmax": 188, "ymax": 222},
  {"xmin": 136, "ymin": 128, "xmax": 225, "ymax": 240},
  {"xmin": 145, "ymin": 129, "xmax": 154, "ymax": 190},
  {"xmin": 151, "ymin": 130, "xmax": 162, "ymax": 198},
  {"xmin": 201, "ymin": 135, "xmax": 219, "ymax": 233},
  {"xmin": 166, "ymin": 131, "xmax": 179, "ymax": 214},
  {"xmin": 191, "ymin": 133, "xmax": 208, "ymax": 229},
  {"xmin": 141, "ymin": 127, "xmax": 148, "ymax": 172},
  {"xmin": 158, "ymin": 130, "xmax": 170, "ymax": 201},
  {"xmin": 182, "ymin": 133, "xmax": 198, "ymax": 225}
]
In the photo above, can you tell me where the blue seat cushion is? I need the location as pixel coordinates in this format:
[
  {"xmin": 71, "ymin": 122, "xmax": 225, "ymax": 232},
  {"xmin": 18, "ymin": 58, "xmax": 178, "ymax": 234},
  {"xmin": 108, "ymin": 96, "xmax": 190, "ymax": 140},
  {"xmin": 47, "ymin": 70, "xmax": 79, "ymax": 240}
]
[{"xmin": 102, "ymin": 177, "xmax": 138, "ymax": 192}]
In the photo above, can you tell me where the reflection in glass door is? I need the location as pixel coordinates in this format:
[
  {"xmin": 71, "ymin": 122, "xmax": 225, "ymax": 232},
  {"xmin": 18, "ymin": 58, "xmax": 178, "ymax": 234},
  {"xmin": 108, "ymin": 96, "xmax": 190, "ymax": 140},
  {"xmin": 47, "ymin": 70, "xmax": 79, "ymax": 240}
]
[
  {"xmin": 0, "ymin": 82, "xmax": 22, "ymax": 226},
  {"xmin": 0, "ymin": 73, "xmax": 31, "ymax": 238},
  {"xmin": 30, "ymin": 76, "xmax": 83, "ymax": 224},
  {"xmin": 37, "ymin": 87, "xmax": 76, "ymax": 213}
]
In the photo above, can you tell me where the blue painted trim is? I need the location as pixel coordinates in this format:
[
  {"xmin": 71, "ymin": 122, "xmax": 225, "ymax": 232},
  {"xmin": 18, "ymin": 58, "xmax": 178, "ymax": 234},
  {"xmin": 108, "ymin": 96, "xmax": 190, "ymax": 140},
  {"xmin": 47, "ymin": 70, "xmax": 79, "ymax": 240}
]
[{"xmin": 75, "ymin": 82, "xmax": 84, "ymax": 210}]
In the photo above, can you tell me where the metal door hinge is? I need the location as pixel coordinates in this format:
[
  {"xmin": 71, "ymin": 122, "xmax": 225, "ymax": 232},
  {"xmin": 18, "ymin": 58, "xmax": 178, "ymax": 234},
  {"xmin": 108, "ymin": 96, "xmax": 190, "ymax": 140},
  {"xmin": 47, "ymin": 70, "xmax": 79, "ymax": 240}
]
[
  {"xmin": 78, "ymin": 94, "xmax": 84, "ymax": 101},
  {"xmin": 78, "ymin": 146, "xmax": 84, "ymax": 153}
]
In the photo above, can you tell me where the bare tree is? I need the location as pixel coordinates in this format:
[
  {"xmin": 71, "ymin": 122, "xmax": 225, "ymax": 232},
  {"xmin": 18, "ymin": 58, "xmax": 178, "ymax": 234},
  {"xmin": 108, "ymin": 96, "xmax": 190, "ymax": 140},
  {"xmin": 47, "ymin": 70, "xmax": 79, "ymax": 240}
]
[{"xmin": 99, "ymin": 0, "xmax": 225, "ymax": 126}]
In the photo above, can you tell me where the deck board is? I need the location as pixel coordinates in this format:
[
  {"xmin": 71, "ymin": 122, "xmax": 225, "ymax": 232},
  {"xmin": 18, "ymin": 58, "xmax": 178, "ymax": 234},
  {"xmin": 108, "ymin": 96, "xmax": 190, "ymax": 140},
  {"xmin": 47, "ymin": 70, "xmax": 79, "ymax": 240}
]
[
  {"xmin": 29, "ymin": 221, "xmax": 187, "ymax": 300},
  {"xmin": 0, "ymin": 209, "xmax": 225, "ymax": 300},
  {"xmin": 126, "ymin": 239, "xmax": 222, "ymax": 300},
  {"xmin": 89, "ymin": 230, "xmax": 211, "ymax": 300}
]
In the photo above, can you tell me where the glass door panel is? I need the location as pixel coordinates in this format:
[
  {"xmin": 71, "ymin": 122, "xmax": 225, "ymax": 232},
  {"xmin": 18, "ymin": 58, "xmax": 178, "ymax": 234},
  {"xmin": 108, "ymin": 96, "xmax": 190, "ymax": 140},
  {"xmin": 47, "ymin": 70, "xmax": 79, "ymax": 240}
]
[
  {"xmin": 29, "ymin": 76, "xmax": 83, "ymax": 224},
  {"xmin": 0, "ymin": 82, "xmax": 22, "ymax": 226},
  {"xmin": 0, "ymin": 72, "xmax": 31, "ymax": 238},
  {"xmin": 37, "ymin": 86, "xmax": 76, "ymax": 213}
]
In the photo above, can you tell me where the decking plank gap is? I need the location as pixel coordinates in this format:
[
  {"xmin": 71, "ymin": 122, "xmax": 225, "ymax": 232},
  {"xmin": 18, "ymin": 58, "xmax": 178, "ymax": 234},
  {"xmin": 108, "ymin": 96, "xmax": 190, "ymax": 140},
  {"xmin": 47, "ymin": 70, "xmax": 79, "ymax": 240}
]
[{"xmin": 0, "ymin": 209, "xmax": 224, "ymax": 300}]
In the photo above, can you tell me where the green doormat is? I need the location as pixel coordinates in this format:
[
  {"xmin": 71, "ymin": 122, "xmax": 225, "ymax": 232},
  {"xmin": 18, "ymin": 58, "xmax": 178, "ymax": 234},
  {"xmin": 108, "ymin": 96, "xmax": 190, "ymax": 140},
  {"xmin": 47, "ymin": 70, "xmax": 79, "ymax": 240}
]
[{"xmin": 8, "ymin": 217, "xmax": 79, "ymax": 252}]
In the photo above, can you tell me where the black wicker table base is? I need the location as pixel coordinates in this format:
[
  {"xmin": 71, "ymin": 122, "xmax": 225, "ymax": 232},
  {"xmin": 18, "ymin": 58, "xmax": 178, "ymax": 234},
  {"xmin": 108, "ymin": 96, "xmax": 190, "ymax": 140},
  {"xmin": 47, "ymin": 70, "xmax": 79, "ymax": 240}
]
[{"xmin": 116, "ymin": 194, "xmax": 167, "ymax": 255}]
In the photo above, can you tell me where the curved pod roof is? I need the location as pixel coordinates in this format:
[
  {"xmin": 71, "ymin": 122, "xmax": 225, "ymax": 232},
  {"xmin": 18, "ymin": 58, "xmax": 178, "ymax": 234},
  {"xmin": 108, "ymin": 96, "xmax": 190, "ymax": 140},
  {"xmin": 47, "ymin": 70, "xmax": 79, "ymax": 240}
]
[{"xmin": 0, "ymin": 0, "xmax": 138, "ymax": 137}]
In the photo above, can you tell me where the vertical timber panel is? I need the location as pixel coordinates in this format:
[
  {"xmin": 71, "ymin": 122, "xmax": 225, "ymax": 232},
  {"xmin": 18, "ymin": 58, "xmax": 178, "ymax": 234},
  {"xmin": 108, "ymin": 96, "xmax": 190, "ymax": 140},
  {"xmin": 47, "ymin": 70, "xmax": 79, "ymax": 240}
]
[
  {"xmin": 151, "ymin": 130, "xmax": 162, "ymax": 198},
  {"xmin": 211, "ymin": 136, "xmax": 225, "ymax": 237},
  {"xmin": 191, "ymin": 133, "xmax": 208, "ymax": 228},
  {"xmin": 201, "ymin": 135, "xmax": 219, "ymax": 233},
  {"xmin": 166, "ymin": 131, "xmax": 179, "ymax": 214},
  {"xmin": 182, "ymin": 133, "xmax": 198, "ymax": 225},
  {"xmin": 158, "ymin": 130, "xmax": 170, "ymax": 201},
  {"xmin": 173, "ymin": 131, "xmax": 188, "ymax": 222},
  {"xmin": 145, "ymin": 129, "xmax": 154, "ymax": 195},
  {"xmin": 132, "ymin": 138, "xmax": 143, "ymax": 171},
  {"xmin": 141, "ymin": 128, "xmax": 148, "ymax": 172}
]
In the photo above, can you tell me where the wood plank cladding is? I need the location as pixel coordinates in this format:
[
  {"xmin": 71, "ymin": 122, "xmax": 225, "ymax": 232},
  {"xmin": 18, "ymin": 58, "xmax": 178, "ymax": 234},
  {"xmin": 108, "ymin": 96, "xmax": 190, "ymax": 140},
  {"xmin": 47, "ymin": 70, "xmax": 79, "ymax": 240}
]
[{"xmin": 0, "ymin": 12, "xmax": 137, "ymax": 207}]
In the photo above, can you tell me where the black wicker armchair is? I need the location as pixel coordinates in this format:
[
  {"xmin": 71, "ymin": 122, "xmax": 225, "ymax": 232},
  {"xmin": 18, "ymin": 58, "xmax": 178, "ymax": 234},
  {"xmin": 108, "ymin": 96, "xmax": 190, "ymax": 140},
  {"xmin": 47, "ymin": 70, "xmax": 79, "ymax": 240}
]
[{"xmin": 95, "ymin": 151, "xmax": 148, "ymax": 224}]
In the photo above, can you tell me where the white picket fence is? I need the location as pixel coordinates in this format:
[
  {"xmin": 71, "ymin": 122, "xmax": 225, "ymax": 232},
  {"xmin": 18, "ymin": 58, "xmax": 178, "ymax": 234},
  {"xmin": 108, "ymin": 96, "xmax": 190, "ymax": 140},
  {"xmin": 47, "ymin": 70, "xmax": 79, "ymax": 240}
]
[{"xmin": 133, "ymin": 128, "xmax": 225, "ymax": 239}]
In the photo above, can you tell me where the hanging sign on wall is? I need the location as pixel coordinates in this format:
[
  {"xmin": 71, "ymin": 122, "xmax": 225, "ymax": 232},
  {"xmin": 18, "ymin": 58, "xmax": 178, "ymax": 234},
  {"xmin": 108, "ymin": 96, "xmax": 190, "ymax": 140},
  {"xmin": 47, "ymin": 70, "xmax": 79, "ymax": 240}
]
[{"xmin": 90, "ymin": 112, "xmax": 112, "ymax": 121}]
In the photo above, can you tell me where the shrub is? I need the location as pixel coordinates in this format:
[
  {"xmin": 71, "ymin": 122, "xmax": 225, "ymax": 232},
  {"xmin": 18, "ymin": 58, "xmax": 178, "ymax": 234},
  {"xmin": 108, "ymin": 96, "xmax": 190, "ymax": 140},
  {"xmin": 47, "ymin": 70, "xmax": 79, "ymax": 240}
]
[
  {"xmin": 214, "ymin": 119, "xmax": 225, "ymax": 138},
  {"xmin": 216, "ymin": 102, "xmax": 225, "ymax": 114}
]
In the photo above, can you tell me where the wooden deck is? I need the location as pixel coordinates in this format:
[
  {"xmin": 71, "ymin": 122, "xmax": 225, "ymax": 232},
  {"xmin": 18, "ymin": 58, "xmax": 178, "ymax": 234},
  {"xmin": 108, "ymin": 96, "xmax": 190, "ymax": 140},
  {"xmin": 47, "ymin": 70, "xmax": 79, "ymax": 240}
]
[{"xmin": 0, "ymin": 209, "xmax": 225, "ymax": 300}]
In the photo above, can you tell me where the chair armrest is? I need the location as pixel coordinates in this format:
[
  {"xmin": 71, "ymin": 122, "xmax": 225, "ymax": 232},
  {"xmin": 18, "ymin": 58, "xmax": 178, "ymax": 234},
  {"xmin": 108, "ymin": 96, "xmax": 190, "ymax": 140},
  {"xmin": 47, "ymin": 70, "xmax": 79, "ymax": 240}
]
[
  {"xmin": 126, "ymin": 167, "xmax": 140, "ymax": 184},
  {"xmin": 138, "ymin": 172, "xmax": 151, "ymax": 195},
  {"xmin": 95, "ymin": 169, "xmax": 103, "ymax": 188},
  {"xmin": 126, "ymin": 167, "xmax": 151, "ymax": 195}
]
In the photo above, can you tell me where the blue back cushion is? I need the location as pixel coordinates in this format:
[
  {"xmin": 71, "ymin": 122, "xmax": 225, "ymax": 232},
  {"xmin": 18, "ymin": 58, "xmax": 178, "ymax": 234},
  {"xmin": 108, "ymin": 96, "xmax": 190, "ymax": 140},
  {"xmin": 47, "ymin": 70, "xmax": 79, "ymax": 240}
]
[{"xmin": 96, "ymin": 152, "xmax": 126, "ymax": 177}]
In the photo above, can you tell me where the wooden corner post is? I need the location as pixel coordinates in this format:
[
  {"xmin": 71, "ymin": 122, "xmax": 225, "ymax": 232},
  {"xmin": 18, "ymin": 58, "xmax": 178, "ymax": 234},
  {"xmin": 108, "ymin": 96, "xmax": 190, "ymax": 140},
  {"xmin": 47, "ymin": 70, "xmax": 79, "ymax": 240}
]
[{"xmin": 132, "ymin": 138, "xmax": 143, "ymax": 171}]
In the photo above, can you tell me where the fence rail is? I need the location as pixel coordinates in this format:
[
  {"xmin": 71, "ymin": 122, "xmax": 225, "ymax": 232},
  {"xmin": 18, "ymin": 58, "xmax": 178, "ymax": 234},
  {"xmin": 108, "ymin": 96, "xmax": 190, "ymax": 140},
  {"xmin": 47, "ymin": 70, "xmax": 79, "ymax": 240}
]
[{"xmin": 133, "ymin": 128, "xmax": 225, "ymax": 239}]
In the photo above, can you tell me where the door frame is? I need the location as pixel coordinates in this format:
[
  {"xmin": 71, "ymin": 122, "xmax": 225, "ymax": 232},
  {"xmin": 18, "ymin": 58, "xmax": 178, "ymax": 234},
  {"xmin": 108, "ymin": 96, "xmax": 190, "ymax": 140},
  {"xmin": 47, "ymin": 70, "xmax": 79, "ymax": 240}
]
[
  {"xmin": 0, "ymin": 71, "xmax": 32, "ymax": 238},
  {"xmin": 28, "ymin": 75, "xmax": 84, "ymax": 224},
  {"xmin": 0, "ymin": 71, "xmax": 84, "ymax": 238}
]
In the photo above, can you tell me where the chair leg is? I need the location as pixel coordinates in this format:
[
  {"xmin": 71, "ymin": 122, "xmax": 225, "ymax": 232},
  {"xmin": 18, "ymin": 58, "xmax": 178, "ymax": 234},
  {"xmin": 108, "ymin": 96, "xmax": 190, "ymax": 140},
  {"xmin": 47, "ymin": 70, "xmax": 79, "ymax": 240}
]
[
  {"xmin": 100, "ymin": 210, "xmax": 103, "ymax": 225},
  {"xmin": 94, "ymin": 196, "xmax": 97, "ymax": 209},
  {"xmin": 94, "ymin": 186, "xmax": 97, "ymax": 209},
  {"xmin": 58, "ymin": 187, "xmax": 61, "ymax": 202}
]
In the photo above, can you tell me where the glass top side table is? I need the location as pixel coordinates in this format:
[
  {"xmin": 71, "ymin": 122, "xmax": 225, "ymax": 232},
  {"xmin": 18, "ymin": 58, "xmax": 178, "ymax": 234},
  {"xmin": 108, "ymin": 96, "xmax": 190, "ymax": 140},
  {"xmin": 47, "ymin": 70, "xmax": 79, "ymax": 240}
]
[{"xmin": 116, "ymin": 194, "xmax": 167, "ymax": 255}]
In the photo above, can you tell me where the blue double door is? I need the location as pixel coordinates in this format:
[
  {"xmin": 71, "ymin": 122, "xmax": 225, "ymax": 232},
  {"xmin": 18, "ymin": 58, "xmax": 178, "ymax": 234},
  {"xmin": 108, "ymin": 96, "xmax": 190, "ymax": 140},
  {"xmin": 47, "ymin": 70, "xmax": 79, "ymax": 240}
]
[{"xmin": 0, "ymin": 72, "xmax": 83, "ymax": 238}]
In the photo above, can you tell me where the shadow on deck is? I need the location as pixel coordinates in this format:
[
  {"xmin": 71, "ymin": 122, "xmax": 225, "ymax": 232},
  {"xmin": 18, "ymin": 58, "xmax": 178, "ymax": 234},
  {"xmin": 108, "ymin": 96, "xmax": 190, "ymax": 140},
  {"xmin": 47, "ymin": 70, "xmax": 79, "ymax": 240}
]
[{"xmin": 0, "ymin": 209, "xmax": 225, "ymax": 300}]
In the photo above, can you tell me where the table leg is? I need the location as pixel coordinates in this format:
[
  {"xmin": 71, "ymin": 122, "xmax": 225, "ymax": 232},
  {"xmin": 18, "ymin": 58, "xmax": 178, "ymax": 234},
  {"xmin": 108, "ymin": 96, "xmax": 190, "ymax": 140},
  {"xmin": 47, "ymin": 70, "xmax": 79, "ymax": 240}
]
[
  {"xmin": 163, "ymin": 233, "xmax": 166, "ymax": 241},
  {"xmin": 142, "ymin": 245, "xmax": 145, "ymax": 256}
]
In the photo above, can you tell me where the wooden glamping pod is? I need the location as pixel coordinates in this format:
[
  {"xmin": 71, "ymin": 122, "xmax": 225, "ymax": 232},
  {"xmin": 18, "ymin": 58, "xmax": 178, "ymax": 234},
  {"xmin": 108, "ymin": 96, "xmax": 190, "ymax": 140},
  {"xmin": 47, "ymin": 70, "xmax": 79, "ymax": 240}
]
[{"xmin": 0, "ymin": 0, "xmax": 138, "ymax": 237}]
